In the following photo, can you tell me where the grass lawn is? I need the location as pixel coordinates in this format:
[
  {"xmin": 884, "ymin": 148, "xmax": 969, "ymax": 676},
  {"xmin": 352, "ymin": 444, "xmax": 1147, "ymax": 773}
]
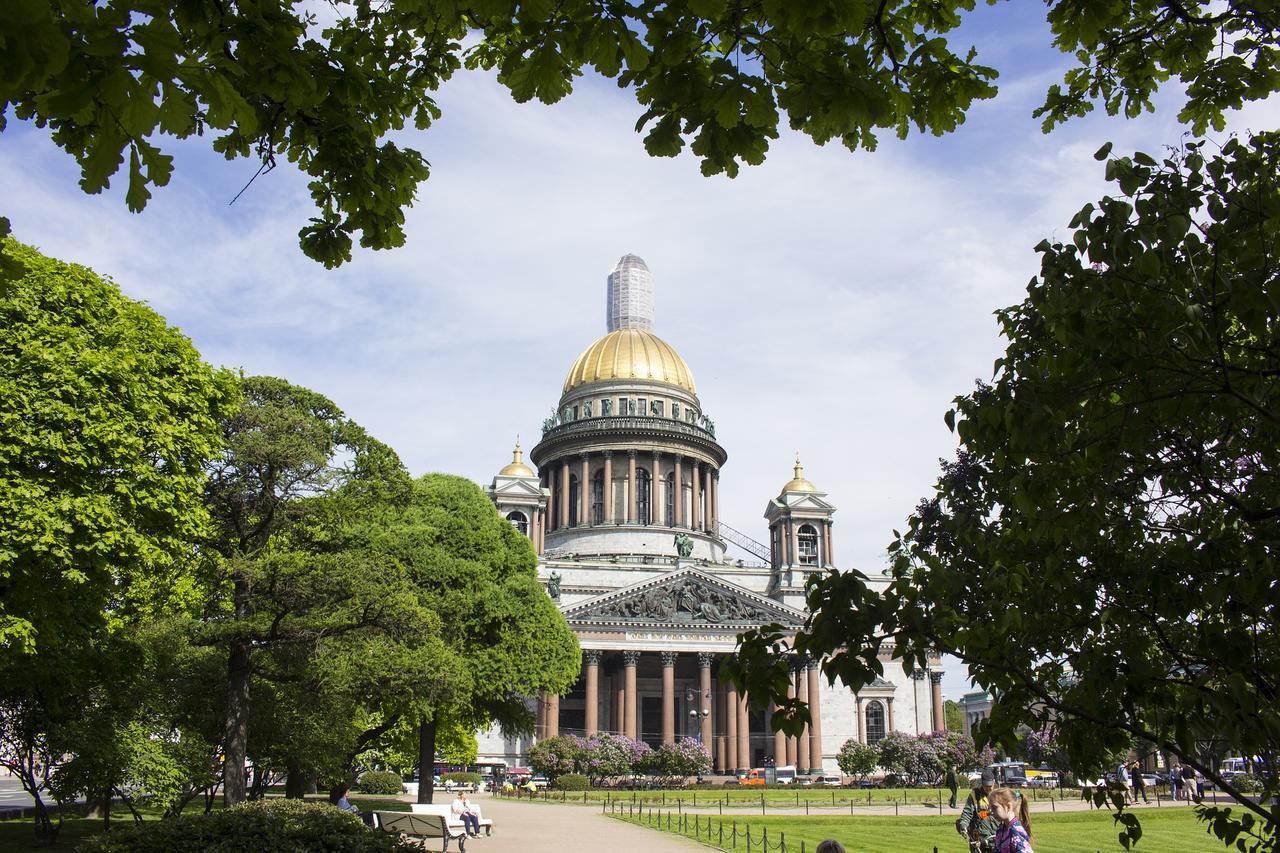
[
  {"xmin": 506, "ymin": 785, "xmax": 1127, "ymax": 809},
  {"xmin": 613, "ymin": 808, "xmax": 1226, "ymax": 852}
]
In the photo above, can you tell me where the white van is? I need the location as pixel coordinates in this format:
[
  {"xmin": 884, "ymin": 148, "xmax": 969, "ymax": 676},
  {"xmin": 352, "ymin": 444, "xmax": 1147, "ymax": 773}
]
[{"xmin": 775, "ymin": 765, "xmax": 797, "ymax": 785}]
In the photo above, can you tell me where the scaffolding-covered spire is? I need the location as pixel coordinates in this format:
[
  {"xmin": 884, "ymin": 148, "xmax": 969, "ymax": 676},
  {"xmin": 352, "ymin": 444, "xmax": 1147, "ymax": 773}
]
[{"xmin": 606, "ymin": 254, "xmax": 654, "ymax": 332}]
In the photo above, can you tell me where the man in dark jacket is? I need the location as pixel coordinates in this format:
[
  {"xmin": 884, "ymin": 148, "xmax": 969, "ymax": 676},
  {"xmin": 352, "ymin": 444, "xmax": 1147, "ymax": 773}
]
[
  {"xmin": 946, "ymin": 765, "xmax": 959, "ymax": 809},
  {"xmin": 956, "ymin": 768, "xmax": 1000, "ymax": 852}
]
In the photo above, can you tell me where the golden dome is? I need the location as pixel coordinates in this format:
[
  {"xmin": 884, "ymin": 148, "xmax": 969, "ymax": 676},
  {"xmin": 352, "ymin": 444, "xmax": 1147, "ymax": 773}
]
[
  {"xmin": 562, "ymin": 329, "xmax": 696, "ymax": 395},
  {"xmin": 498, "ymin": 440, "xmax": 536, "ymax": 477},
  {"xmin": 781, "ymin": 455, "xmax": 818, "ymax": 493}
]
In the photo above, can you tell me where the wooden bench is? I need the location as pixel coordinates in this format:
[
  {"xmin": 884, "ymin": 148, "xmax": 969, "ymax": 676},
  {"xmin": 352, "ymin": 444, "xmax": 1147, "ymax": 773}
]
[
  {"xmin": 411, "ymin": 802, "xmax": 494, "ymax": 836},
  {"xmin": 374, "ymin": 812, "xmax": 467, "ymax": 852}
]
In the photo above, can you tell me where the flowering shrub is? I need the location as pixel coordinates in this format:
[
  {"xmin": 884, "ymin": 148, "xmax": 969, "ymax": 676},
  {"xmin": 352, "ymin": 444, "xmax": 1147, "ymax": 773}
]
[
  {"xmin": 527, "ymin": 735, "xmax": 583, "ymax": 780},
  {"xmin": 836, "ymin": 740, "xmax": 878, "ymax": 779},
  {"xmin": 576, "ymin": 733, "xmax": 642, "ymax": 783},
  {"xmin": 640, "ymin": 738, "xmax": 710, "ymax": 785}
]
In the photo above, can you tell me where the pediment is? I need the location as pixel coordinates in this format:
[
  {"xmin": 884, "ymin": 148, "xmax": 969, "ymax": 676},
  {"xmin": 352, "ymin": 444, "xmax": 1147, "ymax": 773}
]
[
  {"xmin": 491, "ymin": 477, "xmax": 544, "ymax": 498},
  {"xmin": 562, "ymin": 567, "xmax": 805, "ymax": 629}
]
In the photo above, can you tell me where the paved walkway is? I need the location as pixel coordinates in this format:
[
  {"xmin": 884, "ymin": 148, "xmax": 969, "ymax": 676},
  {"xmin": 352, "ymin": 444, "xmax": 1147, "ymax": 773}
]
[{"xmin": 446, "ymin": 794, "xmax": 708, "ymax": 853}]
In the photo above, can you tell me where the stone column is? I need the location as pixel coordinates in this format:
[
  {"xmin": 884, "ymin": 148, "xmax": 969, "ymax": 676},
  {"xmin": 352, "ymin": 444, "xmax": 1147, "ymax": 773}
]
[
  {"xmin": 912, "ymin": 670, "xmax": 927, "ymax": 732},
  {"xmin": 627, "ymin": 451, "xmax": 638, "ymax": 524},
  {"xmin": 698, "ymin": 653, "xmax": 714, "ymax": 750},
  {"xmin": 785, "ymin": 668, "xmax": 798, "ymax": 766},
  {"xmin": 653, "ymin": 451, "xmax": 662, "ymax": 525},
  {"xmin": 537, "ymin": 508, "xmax": 545, "ymax": 553},
  {"xmin": 823, "ymin": 522, "xmax": 834, "ymax": 567},
  {"xmin": 692, "ymin": 463, "xmax": 702, "ymax": 531},
  {"xmin": 579, "ymin": 453, "xmax": 590, "ymax": 525},
  {"xmin": 536, "ymin": 691, "xmax": 546, "ymax": 738},
  {"xmin": 887, "ymin": 696, "xmax": 895, "ymax": 733},
  {"xmin": 807, "ymin": 660, "xmax": 823, "ymax": 773},
  {"xmin": 546, "ymin": 691, "xmax": 560, "ymax": 738},
  {"xmin": 613, "ymin": 671, "xmax": 625, "ymax": 734},
  {"xmin": 674, "ymin": 456, "xmax": 684, "ymax": 527},
  {"xmin": 855, "ymin": 696, "xmax": 864, "ymax": 744},
  {"xmin": 709, "ymin": 469, "xmax": 718, "ymax": 533},
  {"xmin": 584, "ymin": 651, "xmax": 601, "ymax": 736},
  {"xmin": 725, "ymin": 680, "xmax": 739, "ymax": 772},
  {"xmin": 781, "ymin": 519, "xmax": 791, "ymax": 565},
  {"xmin": 623, "ymin": 651, "xmax": 639, "ymax": 740},
  {"xmin": 771, "ymin": 703, "xmax": 786, "ymax": 764},
  {"xmin": 661, "ymin": 652, "xmax": 676, "ymax": 745},
  {"xmin": 736, "ymin": 690, "xmax": 751, "ymax": 772},
  {"xmin": 560, "ymin": 460, "xmax": 571, "ymax": 528},
  {"xmin": 603, "ymin": 452, "xmax": 614, "ymax": 523},
  {"xmin": 796, "ymin": 665, "xmax": 810, "ymax": 772},
  {"xmin": 930, "ymin": 672, "xmax": 945, "ymax": 732},
  {"xmin": 792, "ymin": 523, "xmax": 801, "ymax": 568},
  {"xmin": 544, "ymin": 472, "xmax": 554, "ymax": 531}
]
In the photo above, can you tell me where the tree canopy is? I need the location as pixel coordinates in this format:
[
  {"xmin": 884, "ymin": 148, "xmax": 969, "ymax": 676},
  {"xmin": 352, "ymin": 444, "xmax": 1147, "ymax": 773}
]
[
  {"xmin": 0, "ymin": 237, "xmax": 236, "ymax": 656},
  {"xmin": 349, "ymin": 473, "xmax": 579, "ymax": 803},
  {"xmin": 2, "ymin": 1, "xmax": 1274, "ymax": 266},
  {"xmin": 736, "ymin": 131, "xmax": 1280, "ymax": 850}
]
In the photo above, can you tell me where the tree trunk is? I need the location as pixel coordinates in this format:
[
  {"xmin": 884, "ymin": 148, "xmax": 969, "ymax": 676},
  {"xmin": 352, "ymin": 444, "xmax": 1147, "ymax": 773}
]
[
  {"xmin": 417, "ymin": 717, "xmax": 437, "ymax": 805},
  {"xmin": 285, "ymin": 760, "xmax": 307, "ymax": 799},
  {"xmin": 223, "ymin": 575, "xmax": 252, "ymax": 806}
]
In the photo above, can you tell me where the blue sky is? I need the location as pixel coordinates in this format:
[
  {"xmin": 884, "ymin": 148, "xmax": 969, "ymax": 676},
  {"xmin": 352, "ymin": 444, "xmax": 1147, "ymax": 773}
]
[{"xmin": 3, "ymin": 5, "xmax": 1275, "ymax": 701}]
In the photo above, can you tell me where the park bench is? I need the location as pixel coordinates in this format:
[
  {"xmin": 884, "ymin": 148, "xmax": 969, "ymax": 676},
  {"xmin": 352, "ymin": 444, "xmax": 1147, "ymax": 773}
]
[
  {"xmin": 412, "ymin": 802, "xmax": 495, "ymax": 836},
  {"xmin": 374, "ymin": 811, "xmax": 467, "ymax": 852}
]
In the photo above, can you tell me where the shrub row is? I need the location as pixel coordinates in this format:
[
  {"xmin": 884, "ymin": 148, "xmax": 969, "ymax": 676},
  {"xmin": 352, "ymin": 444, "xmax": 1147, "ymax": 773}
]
[{"xmin": 358, "ymin": 771, "xmax": 405, "ymax": 795}]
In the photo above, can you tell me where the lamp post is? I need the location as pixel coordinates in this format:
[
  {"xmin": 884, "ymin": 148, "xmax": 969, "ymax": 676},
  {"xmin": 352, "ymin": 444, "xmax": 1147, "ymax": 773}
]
[{"xmin": 685, "ymin": 686, "xmax": 711, "ymax": 780}]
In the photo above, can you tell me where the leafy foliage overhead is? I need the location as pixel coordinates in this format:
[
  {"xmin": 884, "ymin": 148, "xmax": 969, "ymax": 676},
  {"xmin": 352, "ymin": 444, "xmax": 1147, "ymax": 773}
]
[
  {"xmin": 736, "ymin": 130, "xmax": 1280, "ymax": 850},
  {"xmin": 2, "ymin": 1, "xmax": 1273, "ymax": 266}
]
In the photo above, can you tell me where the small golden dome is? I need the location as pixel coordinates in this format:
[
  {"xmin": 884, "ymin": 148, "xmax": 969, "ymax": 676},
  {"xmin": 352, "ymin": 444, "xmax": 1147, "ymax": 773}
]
[
  {"xmin": 562, "ymin": 328, "xmax": 696, "ymax": 395},
  {"xmin": 499, "ymin": 440, "xmax": 536, "ymax": 477},
  {"xmin": 782, "ymin": 455, "xmax": 818, "ymax": 493}
]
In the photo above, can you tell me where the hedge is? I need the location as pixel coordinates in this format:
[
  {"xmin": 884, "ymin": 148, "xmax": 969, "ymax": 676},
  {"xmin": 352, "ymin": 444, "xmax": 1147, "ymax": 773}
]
[
  {"xmin": 441, "ymin": 772, "xmax": 482, "ymax": 786},
  {"xmin": 79, "ymin": 799, "xmax": 418, "ymax": 852},
  {"xmin": 555, "ymin": 773, "xmax": 589, "ymax": 791},
  {"xmin": 358, "ymin": 771, "xmax": 405, "ymax": 795}
]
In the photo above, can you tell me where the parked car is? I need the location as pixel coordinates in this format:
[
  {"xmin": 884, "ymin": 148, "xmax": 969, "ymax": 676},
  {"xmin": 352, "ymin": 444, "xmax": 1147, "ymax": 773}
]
[
  {"xmin": 815, "ymin": 775, "xmax": 843, "ymax": 787},
  {"xmin": 1028, "ymin": 774, "xmax": 1059, "ymax": 789}
]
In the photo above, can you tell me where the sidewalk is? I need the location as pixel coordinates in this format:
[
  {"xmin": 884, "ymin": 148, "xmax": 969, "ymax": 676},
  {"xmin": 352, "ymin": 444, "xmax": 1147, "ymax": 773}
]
[{"xmin": 450, "ymin": 794, "xmax": 708, "ymax": 853}]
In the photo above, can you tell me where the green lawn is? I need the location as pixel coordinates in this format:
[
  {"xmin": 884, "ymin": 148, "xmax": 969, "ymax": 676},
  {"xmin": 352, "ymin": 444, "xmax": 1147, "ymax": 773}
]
[
  {"xmin": 506, "ymin": 785, "xmax": 1123, "ymax": 808},
  {"xmin": 612, "ymin": 808, "xmax": 1225, "ymax": 852}
]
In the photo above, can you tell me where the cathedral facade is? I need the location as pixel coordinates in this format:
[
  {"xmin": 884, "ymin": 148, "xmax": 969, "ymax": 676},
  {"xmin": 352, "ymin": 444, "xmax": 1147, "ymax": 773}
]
[{"xmin": 480, "ymin": 255, "xmax": 944, "ymax": 775}]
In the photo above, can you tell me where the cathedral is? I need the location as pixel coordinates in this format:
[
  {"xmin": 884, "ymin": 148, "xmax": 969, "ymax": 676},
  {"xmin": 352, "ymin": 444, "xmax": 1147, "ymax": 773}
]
[{"xmin": 479, "ymin": 255, "xmax": 944, "ymax": 775}]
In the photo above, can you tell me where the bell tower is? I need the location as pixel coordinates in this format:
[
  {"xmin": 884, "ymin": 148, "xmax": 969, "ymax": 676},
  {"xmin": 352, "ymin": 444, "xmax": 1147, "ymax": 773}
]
[{"xmin": 764, "ymin": 456, "xmax": 836, "ymax": 608}]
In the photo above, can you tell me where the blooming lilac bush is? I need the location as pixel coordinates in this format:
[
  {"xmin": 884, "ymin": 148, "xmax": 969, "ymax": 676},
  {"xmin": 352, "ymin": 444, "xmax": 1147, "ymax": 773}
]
[
  {"xmin": 575, "ymin": 733, "xmax": 646, "ymax": 784},
  {"xmin": 527, "ymin": 735, "xmax": 583, "ymax": 780},
  {"xmin": 640, "ymin": 738, "xmax": 710, "ymax": 785}
]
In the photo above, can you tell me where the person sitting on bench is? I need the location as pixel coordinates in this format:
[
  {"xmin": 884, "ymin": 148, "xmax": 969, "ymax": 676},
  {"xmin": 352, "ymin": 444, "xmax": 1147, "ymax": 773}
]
[{"xmin": 452, "ymin": 791, "xmax": 481, "ymax": 837}]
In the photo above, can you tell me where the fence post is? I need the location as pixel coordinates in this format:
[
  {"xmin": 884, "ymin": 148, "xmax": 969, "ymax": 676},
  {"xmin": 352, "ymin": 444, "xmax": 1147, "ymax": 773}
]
[
  {"xmin": 761, "ymin": 793, "xmax": 766, "ymax": 815},
  {"xmin": 1051, "ymin": 797, "xmax": 1055, "ymax": 813},
  {"xmin": 781, "ymin": 831, "xmax": 786, "ymax": 853},
  {"xmin": 938, "ymin": 790, "xmax": 942, "ymax": 810},
  {"xmin": 720, "ymin": 798, "xmax": 723, "ymax": 815},
  {"xmin": 895, "ymin": 800, "xmax": 899, "ymax": 816},
  {"xmin": 747, "ymin": 824, "xmax": 752, "ymax": 853},
  {"xmin": 805, "ymin": 799, "xmax": 809, "ymax": 815}
]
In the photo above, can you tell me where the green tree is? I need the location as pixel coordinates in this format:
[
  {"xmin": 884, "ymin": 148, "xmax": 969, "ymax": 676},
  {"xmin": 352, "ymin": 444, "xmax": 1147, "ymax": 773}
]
[
  {"xmin": 2, "ymin": 2, "xmax": 1274, "ymax": 266},
  {"xmin": 201, "ymin": 375, "xmax": 420, "ymax": 805},
  {"xmin": 835, "ymin": 740, "xmax": 878, "ymax": 781},
  {"xmin": 944, "ymin": 700, "xmax": 962, "ymax": 733},
  {"xmin": 736, "ymin": 132, "xmax": 1280, "ymax": 850},
  {"xmin": 527, "ymin": 735, "xmax": 582, "ymax": 781},
  {"xmin": 0, "ymin": 237, "xmax": 236, "ymax": 657},
  {"xmin": 352, "ymin": 474, "xmax": 580, "ymax": 803}
]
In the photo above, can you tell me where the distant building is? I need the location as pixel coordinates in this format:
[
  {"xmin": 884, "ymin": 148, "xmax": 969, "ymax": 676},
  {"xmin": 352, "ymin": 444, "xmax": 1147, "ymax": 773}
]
[
  {"xmin": 481, "ymin": 255, "xmax": 945, "ymax": 774},
  {"xmin": 958, "ymin": 691, "xmax": 993, "ymax": 740}
]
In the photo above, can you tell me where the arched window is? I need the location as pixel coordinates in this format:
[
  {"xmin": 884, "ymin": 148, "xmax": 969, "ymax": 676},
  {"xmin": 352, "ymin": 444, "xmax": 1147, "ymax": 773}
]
[
  {"xmin": 798, "ymin": 524, "xmax": 819, "ymax": 565},
  {"xmin": 591, "ymin": 470, "xmax": 604, "ymax": 525},
  {"xmin": 569, "ymin": 475, "xmax": 580, "ymax": 527},
  {"xmin": 506, "ymin": 511, "xmax": 528, "ymax": 536},
  {"xmin": 865, "ymin": 700, "xmax": 886, "ymax": 744},
  {"xmin": 664, "ymin": 473, "xmax": 675, "ymax": 526},
  {"xmin": 637, "ymin": 467, "xmax": 651, "ymax": 525}
]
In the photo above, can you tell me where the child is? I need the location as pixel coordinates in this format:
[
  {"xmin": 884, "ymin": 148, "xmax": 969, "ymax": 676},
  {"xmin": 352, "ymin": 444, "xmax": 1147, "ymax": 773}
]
[{"xmin": 989, "ymin": 787, "xmax": 1033, "ymax": 853}]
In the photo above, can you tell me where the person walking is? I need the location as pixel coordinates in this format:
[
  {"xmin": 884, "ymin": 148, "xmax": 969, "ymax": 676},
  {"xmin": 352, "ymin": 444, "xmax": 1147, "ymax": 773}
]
[
  {"xmin": 990, "ymin": 787, "xmax": 1033, "ymax": 853},
  {"xmin": 946, "ymin": 764, "xmax": 960, "ymax": 809},
  {"xmin": 957, "ymin": 768, "xmax": 1001, "ymax": 852},
  {"xmin": 1180, "ymin": 765, "xmax": 1196, "ymax": 802},
  {"xmin": 1130, "ymin": 762, "xmax": 1149, "ymax": 804}
]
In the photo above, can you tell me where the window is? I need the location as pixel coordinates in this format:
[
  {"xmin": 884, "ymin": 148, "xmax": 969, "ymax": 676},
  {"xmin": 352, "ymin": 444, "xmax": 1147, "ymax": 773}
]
[
  {"xmin": 568, "ymin": 475, "xmax": 580, "ymax": 527},
  {"xmin": 664, "ymin": 473, "xmax": 675, "ymax": 526},
  {"xmin": 618, "ymin": 397, "xmax": 629, "ymax": 416},
  {"xmin": 865, "ymin": 701, "xmax": 886, "ymax": 744},
  {"xmin": 601, "ymin": 398, "xmax": 613, "ymax": 416},
  {"xmin": 651, "ymin": 400, "xmax": 664, "ymax": 417},
  {"xmin": 637, "ymin": 398, "xmax": 647, "ymax": 415},
  {"xmin": 798, "ymin": 524, "xmax": 819, "ymax": 565},
  {"xmin": 506, "ymin": 511, "xmax": 528, "ymax": 536},
  {"xmin": 591, "ymin": 470, "xmax": 604, "ymax": 525},
  {"xmin": 637, "ymin": 467, "xmax": 651, "ymax": 525},
  {"xmin": 571, "ymin": 405, "xmax": 579, "ymax": 421}
]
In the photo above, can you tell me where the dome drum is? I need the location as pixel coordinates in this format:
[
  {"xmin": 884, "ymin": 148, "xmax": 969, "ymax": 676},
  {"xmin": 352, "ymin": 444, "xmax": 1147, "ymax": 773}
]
[{"xmin": 530, "ymin": 415, "xmax": 727, "ymax": 470}]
